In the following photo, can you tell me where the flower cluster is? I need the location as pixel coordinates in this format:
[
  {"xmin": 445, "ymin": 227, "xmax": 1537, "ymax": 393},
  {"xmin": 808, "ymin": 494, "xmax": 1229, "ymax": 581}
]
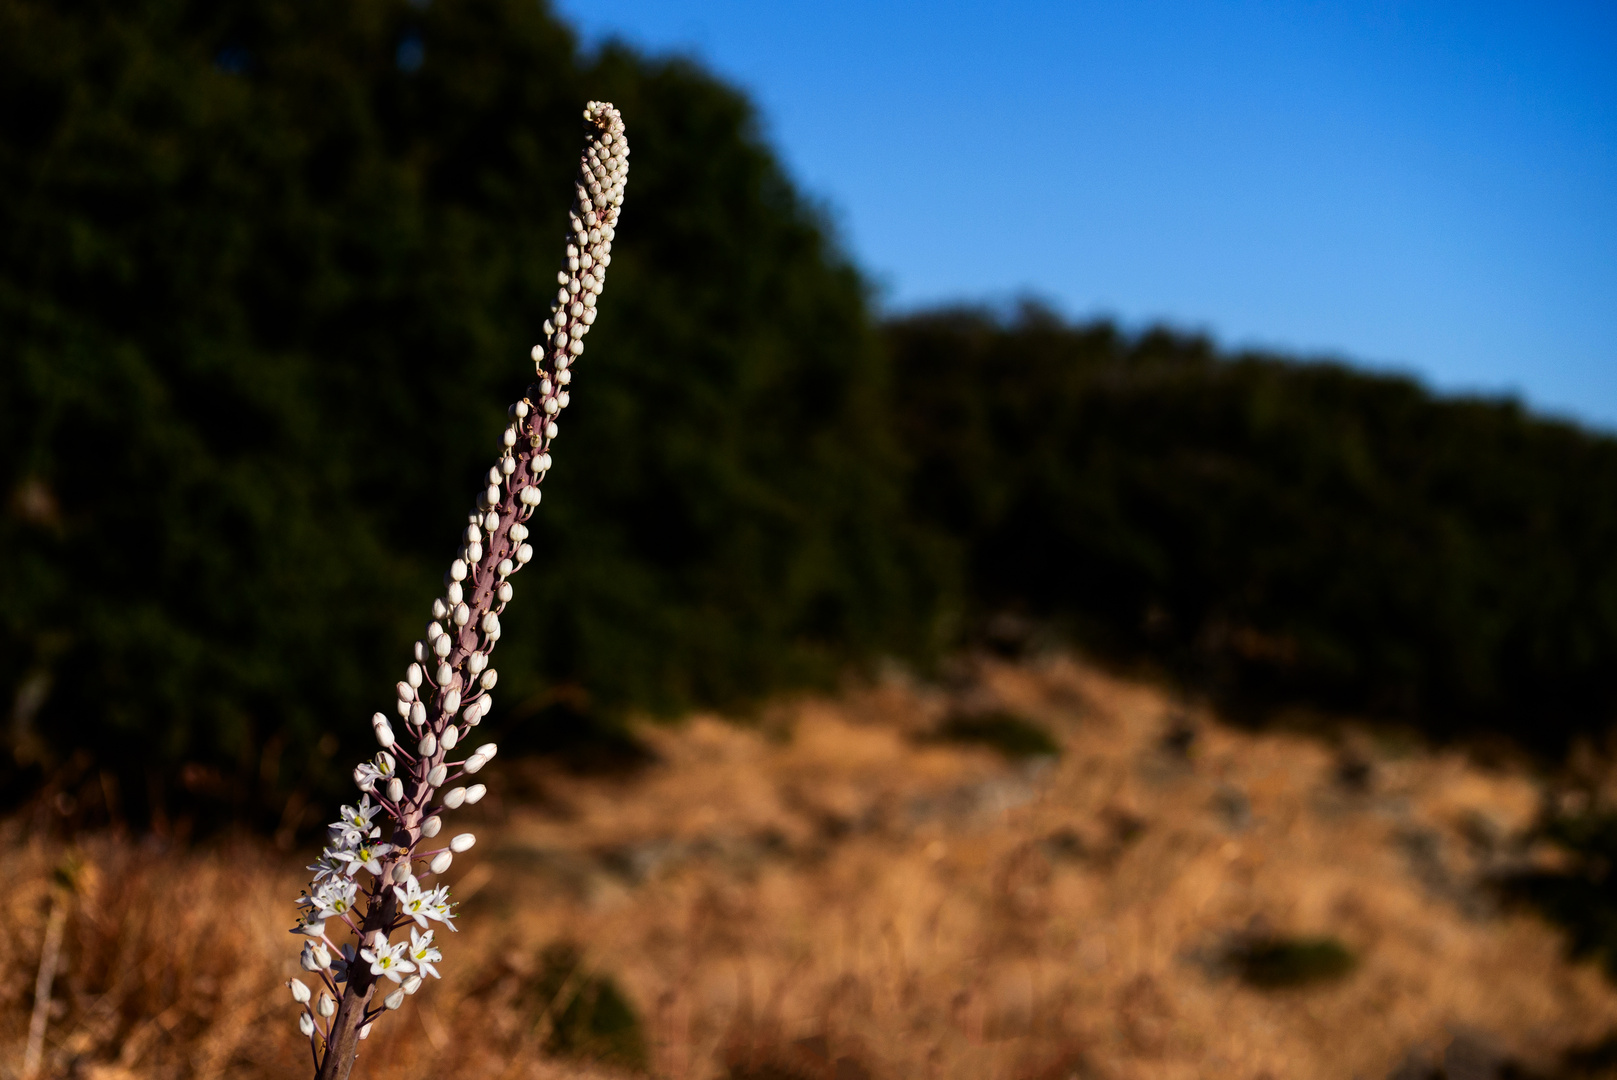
[{"xmin": 288, "ymin": 102, "xmax": 628, "ymax": 1080}]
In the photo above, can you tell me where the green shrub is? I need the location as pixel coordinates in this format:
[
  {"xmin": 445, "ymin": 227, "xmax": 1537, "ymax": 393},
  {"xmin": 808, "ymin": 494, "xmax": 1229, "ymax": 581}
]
[
  {"xmin": 936, "ymin": 711, "xmax": 1061, "ymax": 760},
  {"xmin": 1231, "ymin": 935, "xmax": 1356, "ymax": 989}
]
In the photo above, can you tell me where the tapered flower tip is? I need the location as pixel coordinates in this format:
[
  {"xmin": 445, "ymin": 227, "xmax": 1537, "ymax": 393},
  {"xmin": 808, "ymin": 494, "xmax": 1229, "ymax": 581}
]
[
  {"xmin": 299, "ymin": 1012, "xmax": 315, "ymax": 1037},
  {"xmin": 385, "ymin": 988, "xmax": 405, "ymax": 1010},
  {"xmin": 288, "ymin": 978, "xmax": 311, "ymax": 1004},
  {"xmin": 430, "ymin": 851, "xmax": 453, "ymax": 874},
  {"xmin": 450, "ymin": 833, "xmax": 476, "ymax": 853}
]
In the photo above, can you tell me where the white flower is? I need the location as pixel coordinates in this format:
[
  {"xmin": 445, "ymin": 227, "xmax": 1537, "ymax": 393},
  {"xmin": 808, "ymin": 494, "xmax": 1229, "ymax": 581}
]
[
  {"xmin": 408, "ymin": 927, "xmax": 443, "ymax": 979},
  {"xmin": 306, "ymin": 878, "xmax": 360, "ymax": 919},
  {"xmin": 353, "ymin": 751, "xmax": 397, "ymax": 792},
  {"xmin": 360, "ymin": 937, "xmax": 416, "ymax": 984},
  {"xmin": 393, "ymin": 877, "xmax": 434, "ymax": 929},
  {"xmin": 307, "ymin": 850, "xmax": 348, "ymax": 886},
  {"xmin": 425, "ymin": 884, "xmax": 457, "ymax": 931},
  {"xmin": 337, "ymin": 840, "xmax": 393, "ymax": 877},
  {"xmin": 329, "ymin": 796, "xmax": 383, "ymax": 847}
]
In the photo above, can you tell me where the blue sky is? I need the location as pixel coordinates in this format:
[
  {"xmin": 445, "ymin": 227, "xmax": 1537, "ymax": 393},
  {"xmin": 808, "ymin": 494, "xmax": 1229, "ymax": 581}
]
[{"xmin": 554, "ymin": 1, "xmax": 1617, "ymax": 429}]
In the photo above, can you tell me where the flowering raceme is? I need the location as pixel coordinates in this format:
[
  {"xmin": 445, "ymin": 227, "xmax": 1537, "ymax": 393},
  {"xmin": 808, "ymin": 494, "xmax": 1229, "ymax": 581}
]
[{"xmin": 286, "ymin": 102, "xmax": 629, "ymax": 1080}]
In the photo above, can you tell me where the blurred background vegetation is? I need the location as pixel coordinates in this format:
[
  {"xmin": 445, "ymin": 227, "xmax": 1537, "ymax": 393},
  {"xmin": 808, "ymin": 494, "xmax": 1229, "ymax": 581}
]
[{"xmin": 6, "ymin": 0, "xmax": 1617, "ymax": 833}]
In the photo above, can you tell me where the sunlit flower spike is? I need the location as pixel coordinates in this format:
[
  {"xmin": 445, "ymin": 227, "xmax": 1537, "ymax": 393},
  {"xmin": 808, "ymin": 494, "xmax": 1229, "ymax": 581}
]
[{"xmin": 287, "ymin": 101, "xmax": 629, "ymax": 1080}]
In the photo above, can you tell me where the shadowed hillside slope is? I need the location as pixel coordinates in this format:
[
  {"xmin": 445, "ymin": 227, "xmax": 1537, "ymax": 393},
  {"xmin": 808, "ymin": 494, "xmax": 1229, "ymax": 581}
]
[{"xmin": 888, "ymin": 306, "xmax": 1617, "ymax": 753}]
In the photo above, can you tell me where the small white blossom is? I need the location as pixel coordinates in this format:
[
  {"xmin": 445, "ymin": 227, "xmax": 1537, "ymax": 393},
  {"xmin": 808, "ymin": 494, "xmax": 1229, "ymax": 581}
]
[
  {"xmin": 408, "ymin": 927, "xmax": 443, "ymax": 979},
  {"xmin": 337, "ymin": 840, "xmax": 393, "ymax": 878},
  {"xmin": 360, "ymin": 936, "xmax": 416, "ymax": 984},
  {"xmin": 394, "ymin": 877, "xmax": 435, "ymax": 929},
  {"xmin": 329, "ymin": 796, "xmax": 383, "ymax": 847},
  {"xmin": 289, "ymin": 977, "xmax": 312, "ymax": 1004}
]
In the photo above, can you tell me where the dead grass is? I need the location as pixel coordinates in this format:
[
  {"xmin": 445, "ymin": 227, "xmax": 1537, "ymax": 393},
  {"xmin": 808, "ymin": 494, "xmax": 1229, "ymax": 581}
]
[{"xmin": 3, "ymin": 653, "xmax": 1615, "ymax": 1079}]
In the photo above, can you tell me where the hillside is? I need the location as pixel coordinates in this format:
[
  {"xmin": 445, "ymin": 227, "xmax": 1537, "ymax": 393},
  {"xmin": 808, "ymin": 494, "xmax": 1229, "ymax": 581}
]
[{"xmin": 6, "ymin": 656, "xmax": 1614, "ymax": 1079}]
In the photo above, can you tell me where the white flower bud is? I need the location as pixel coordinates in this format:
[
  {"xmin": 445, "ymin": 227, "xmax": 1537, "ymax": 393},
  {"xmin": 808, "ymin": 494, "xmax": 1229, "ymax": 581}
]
[
  {"xmin": 517, "ymin": 544, "xmax": 533, "ymax": 564},
  {"xmin": 509, "ymin": 522, "xmax": 529, "ymax": 542},
  {"xmin": 372, "ymin": 714, "xmax": 395, "ymax": 749},
  {"xmin": 318, "ymin": 993, "xmax": 336, "ymax": 1018},
  {"xmin": 531, "ymin": 344, "xmax": 545, "ymax": 361},
  {"xmin": 289, "ymin": 978, "xmax": 311, "ymax": 1004},
  {"xmin": 384, "ymin": 989, "xmax": 405, "ymax": 1010},
  {"xmin": 483, "ymin": 511, "xmax": 500, "ymax": 532},
  {"xmin": 313, "ymin": 942, "xmax": 332, "ymax": 968},
  {"xmin": 497, "ymin": 558, "xmax": 513, "ymax": 577},
  {"xmin": 450, "ymin": 833, "xmax": 476, "ymax": 853},
  {"xmin": 501, "ymin": 456, "xmax": 516, "ymax": 476},
  {"xmin": 467, "ymin": 652, "xmax": 488, "ymax": 674},
  {"xmin": 447, "ymin": 581, "xmax": 463, "ymax": 604},
  {"xmin": 465, "ymin": 524, "xmax": 481, "ymax": 543},
  {"xmin": 435, "ymin": 662, "xmax": 453, "ymax": 685},
  {"xmin": 466, "ymin": 541, "xmax": 483, "ymax": 563},
  {"xmin": 453, "ymin": 602, "xmax": 470, "ymax": 627},
  {"xmin": 419, "ymin": 733, "xmax": 437, "ymax": 757},
  {"xmin": 396, "ymin": 681, "xmax": 415, "ymax": 703},
  {"xmin": 414, "ymin": 640, "xmax": 426, "ymax": 662},
  {"xmin": 427, "ymin": 763, "xmax": 447, "ymax": 786},
  {"xmin": 475, "ymin": 743, "xmax": 498, "ymax": 761},
  {"xmin": 387, "ymin": 778, "xmax": 404, "ymax": 803},
  {"xmin": 520, "ymin": 486, "xmax": 541, "ymax": 506},
  {"xmin": 557, "ymin": 392, "xmax": 571, "ymax": 409},
  {"xmin": 443, "ymin": 688, "xmax": 461, "ymax": 714},
  {"xmin": 410, "ymin": 700, "xmax": 428, "ymax": 725},
  {"xmin": 498, "ymin": 581, "xmax": 513, "ymax": 602},
  {"xmin": 545, "ymin": 421, "xmax": 559, "ymax": 439},
  {"xmin": 396, "ymin": 699, "xmax": 411, "ymax": 719},
  {"xmin": 300, "ymin": 943, "xmax": 323, "ymax": 971},
  {"xmin": 465, "ymin": 783, "xmax": 487, "ymax": 805},
  {"xmin": 443, "ymin": 786, "xmax": 469, "ymax": 810},
  {"xmin": 426, "ymin": 620, "xmax": 443, "ymax": 641},
  {"xmin": 432, "ymin": 635, "xmax": 452, "ymax": 659},
  {"xmin": 485, "ymin": 484, "xmax": 500, "ymax": 505},
  {"xmin": 407, "ymin": 663, "xmax": 423, "ymax": 688},
  {"xmin": 543, "ymin": 397, "xmax": 560, "ymax": 415},
  {"xmin": 441, "ymin": 726, "xmax": 459, "ymax": 749},
  {"xmin": 418, "ymin": 817, "xmax": 440, "ymax": 841},
  {"xmin": 450, "ymin": 559, "xmax": 467, "ymax": 582},
  {"xmin": 463, "ymin": 754, "xmax": 487, "ymax": 775},
  {"xmin": 432, "ymin": 597, "xmax": 448, "ymax": 620},
  {"xmin": 503, "ymin": 428, "xmax": 517, "ymax": 448},
  {"xmin": 403, "ymin": 974, "xmax": 423, "ymax": 995},
  {"xmin": 481, "ymin": 612, "xmax": 499, "ymax": 634},
  {"xmin": 392, "ymin": 862, "xmax": 411, "ymax": 883},
  {"xmin": 360, "ymin": 1023, "xmax": 373, "ymax": 1041},
  {"xmin": 430, "ymin": 851, "xmax": 453, "ymax": 874},
  {"xmin": 515, "ymin": 399, "xmax": 530, "ymax": 417},
  {"xmin": 299, "ymin": 1012, "xmax": 315, "ymax": 1037}
]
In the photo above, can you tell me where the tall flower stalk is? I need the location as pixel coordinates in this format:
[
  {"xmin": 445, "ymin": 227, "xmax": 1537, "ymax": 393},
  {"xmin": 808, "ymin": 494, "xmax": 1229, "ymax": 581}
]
[{"xmin": 286, "ymin": 102, "xmax": 629, "ymax": 1080}]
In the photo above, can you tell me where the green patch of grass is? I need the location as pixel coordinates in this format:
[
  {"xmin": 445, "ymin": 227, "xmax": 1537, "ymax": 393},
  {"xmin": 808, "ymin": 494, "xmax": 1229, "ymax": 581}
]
[
  {"xmin": 937, "ymin": 711, "xmax": 1062, "ymax": 760},
  {"xmin": 1231, "ymin": 935, "xmax": 1356, "ymax": 989},
  {"xmin": 528, "ymin": 942, "xmax": 649, "ymax": 1072}
]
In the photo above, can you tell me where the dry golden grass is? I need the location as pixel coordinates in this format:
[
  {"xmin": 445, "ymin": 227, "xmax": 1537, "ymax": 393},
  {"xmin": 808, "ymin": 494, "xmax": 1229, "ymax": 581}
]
[{"xmin": 4, "ymin": 653, "xmax": 1614, "ymax": 1079}]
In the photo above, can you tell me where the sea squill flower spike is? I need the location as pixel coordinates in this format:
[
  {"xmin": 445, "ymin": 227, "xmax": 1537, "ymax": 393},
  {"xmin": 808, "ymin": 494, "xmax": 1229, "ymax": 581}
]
[{"xmin": 291, "ymin": 101, "xmax": 628, "ymax": 1080}]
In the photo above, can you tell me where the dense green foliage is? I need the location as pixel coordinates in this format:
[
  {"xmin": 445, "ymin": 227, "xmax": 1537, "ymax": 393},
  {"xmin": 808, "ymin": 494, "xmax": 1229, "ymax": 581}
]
[
  {"xmin": 0, "ymin": 0, "xmax": 942, "ymax": 824},
  {"xmin": 7, "ymin": 1, "xmax": 1617, "ymax": 830},
  {"xmin": 888, "ymin": 306, "xmax": 1617, "ymax": 751}
]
